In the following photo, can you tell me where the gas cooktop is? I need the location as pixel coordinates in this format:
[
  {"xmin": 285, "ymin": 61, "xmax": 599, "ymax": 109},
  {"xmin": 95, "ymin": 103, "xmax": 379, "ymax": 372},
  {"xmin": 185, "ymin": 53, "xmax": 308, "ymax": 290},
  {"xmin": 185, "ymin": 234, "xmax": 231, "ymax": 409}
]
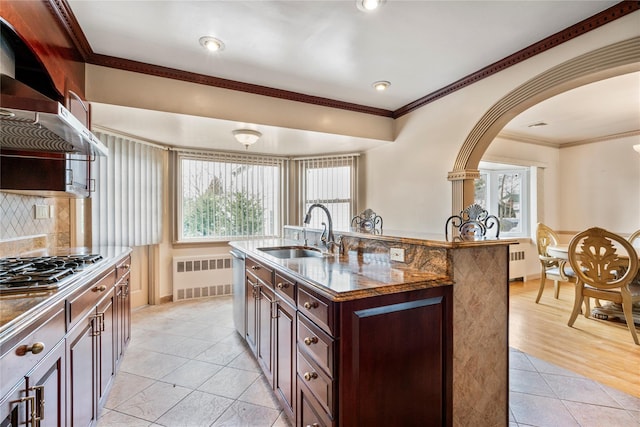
[{"xmin": 0, "ymin": 254, "xmax": 103, "ymax": 295}]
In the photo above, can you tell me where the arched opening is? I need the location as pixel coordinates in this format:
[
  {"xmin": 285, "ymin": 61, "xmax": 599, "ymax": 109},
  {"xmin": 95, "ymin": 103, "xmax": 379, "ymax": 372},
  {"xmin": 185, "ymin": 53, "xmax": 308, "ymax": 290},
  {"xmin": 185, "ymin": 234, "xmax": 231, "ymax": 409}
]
[{"xmin": 448, "ymin": 37, "xmax": 640, "ymax": 214}]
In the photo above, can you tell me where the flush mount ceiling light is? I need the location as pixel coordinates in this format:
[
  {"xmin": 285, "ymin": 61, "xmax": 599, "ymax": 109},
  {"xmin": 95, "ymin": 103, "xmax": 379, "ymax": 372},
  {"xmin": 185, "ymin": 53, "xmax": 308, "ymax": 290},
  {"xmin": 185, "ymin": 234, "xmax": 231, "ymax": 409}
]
[
  {"xmin": 372, "ymin": 81, "xmax": 391, "ymax": 91},
  {"xmin": 634, "ymin": 144, "xmax": 640, "ymax": 154},
  {"xmin": 199, "ymin": 36, "xmax": 225, "ymax": 52},
  {"xmin": 233, "ymin": 129, "xmax": 262, "ymax": 149},
  {"xmin": 357, "ymin": 0, "xmax": 385, "ymax": 12}
]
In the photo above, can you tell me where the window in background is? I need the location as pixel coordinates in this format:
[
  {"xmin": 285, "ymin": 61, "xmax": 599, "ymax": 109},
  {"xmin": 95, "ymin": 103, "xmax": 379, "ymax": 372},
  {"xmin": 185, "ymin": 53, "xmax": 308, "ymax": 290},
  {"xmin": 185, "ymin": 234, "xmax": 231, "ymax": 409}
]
[
  {"xmin": 176, "ymin": 151, "xmax": 286, "ymax": 242},
  {"xmin": 475, "ymin": 163, "xmax": 529, "ymax": 237},
  {"xmin": 297, "ymin": 155, "xmax": 358, "ymax": 231}
]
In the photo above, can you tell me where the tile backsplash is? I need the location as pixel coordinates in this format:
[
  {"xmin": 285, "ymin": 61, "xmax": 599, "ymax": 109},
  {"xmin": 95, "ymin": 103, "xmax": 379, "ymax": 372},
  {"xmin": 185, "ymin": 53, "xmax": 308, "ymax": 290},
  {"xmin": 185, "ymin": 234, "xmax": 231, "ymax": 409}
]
[{"xmin": 0, "ymin": 192, "xmax": 71, "ymax": 256}]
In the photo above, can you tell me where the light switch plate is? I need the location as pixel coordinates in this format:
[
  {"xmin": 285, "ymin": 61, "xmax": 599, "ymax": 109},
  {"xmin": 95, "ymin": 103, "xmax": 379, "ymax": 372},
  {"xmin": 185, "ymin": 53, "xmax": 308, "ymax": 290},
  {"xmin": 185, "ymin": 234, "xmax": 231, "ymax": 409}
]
[
  {"xmin": 34, "ymin": 204, "xmax": 49, "ymax": 219},
  {"xmin": 390, "ymin": 248, "xmax": 405, "ymax": 262}
]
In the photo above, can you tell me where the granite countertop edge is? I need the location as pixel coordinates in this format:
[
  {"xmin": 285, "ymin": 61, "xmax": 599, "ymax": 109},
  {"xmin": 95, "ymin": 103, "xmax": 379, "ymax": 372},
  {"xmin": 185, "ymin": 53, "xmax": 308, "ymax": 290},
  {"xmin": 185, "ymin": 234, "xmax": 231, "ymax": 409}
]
[
  {"xmin": 230, "ymin": 239, "xmax": 453, "ymax": 302},
  {"xmin": 0, "ymin": 246, "xmax": 132, "ymax": 342}
]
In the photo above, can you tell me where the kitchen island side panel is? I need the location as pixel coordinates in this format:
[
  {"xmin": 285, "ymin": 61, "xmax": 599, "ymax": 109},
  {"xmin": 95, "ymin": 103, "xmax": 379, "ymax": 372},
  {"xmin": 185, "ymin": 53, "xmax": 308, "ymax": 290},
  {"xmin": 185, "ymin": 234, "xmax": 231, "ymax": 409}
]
[{"xmin": 451, "ymin": 245, "xmax": 509, "ymax": 426}]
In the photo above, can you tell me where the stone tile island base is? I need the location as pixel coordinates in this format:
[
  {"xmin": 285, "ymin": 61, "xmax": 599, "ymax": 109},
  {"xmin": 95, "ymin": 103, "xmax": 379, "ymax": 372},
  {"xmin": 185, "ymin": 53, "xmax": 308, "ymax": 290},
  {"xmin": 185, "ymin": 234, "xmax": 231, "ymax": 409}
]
[{"xmin": 285, "ymin": 226, "xmax": 511, "ymax": 426}]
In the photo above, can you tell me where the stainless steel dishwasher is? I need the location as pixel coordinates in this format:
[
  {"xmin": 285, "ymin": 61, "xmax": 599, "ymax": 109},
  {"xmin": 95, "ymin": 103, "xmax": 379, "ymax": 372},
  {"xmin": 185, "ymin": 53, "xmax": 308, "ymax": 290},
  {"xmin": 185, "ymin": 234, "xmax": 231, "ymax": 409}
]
[{"xmin": 230, "ymin": 249, "xmax": 246, "ymax": 338}]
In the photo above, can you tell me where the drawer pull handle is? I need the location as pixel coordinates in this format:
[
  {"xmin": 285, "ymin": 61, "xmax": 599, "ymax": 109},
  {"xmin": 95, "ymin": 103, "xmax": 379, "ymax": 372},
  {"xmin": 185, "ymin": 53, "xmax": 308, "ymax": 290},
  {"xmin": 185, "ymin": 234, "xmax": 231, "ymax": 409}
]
[
  {"xmin": 16, "ymin": 342, "xmax": 45, "ymax": 356},
  {"xmin": 306, "ymin": 424, "xmax": 320, "ymax": 427},
  {"xmin": 276, "ymin": 282, "xmax": 288, "ymax": 290},
  {"xmin": 251, "ymin": 265, "xmax": 260, "ymax": 270},
  {"xmin": 303, "ymin": 301, "xmax": 318, "ymax": 310},
  {"xmin": 303, "ymin": 336, "xmax": 318, "ymax": 346},
  {"xmin": 122, "ymin": 264, "xmax": 130, "ymax": 269},
  {"xmin": 93, "ymin": 284, "xmax": 107, "ymax": 292},
  {"xmin": 303, "ymin": 371, "xmax": 318, "ymax": 381}
]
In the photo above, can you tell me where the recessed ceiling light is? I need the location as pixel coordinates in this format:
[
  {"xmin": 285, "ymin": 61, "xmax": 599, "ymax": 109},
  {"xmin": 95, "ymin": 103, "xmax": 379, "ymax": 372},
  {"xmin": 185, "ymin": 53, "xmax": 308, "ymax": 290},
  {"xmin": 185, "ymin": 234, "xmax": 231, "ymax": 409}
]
[
  {"xmin": 357, "ymin": 0, "xmax": 385, "ymax": 12},
  {"xmin": 372, "ymin": 81, "xmax": 391, "ymax": 91},
  {"xmin": 199, "ymin": 36, "xmax": 225, "ymax": 52}
]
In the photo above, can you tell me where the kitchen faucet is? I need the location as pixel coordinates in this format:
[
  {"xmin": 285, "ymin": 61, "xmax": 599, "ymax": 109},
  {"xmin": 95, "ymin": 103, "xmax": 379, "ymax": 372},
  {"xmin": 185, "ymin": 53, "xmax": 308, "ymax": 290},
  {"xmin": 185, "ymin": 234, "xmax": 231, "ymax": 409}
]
[{"xmin": 303, "ymin": 203, "xmax": 336, "ymax": 249}]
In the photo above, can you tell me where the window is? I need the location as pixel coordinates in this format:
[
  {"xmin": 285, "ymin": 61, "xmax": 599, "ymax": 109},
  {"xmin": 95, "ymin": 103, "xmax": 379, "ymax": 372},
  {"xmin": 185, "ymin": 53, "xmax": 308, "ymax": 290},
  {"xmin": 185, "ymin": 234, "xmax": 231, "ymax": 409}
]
[
  {"xmin": 297, "ymin": 155, "xmax": 358, "ymax": 231},
  {"xmin": 175, "ymin": 151, "xmax": 286, "ymax": 242},
  {"xmin": 475, "ymin": 162, "xmax": 529, "ymax": 237}
]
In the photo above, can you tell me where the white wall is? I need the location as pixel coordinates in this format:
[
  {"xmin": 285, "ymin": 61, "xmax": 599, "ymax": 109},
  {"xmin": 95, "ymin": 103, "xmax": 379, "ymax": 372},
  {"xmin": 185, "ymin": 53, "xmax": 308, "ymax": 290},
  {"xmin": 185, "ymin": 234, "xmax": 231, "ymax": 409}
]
[
  {"xmin": 558, "ymin": 135, "xmax": 640, "ymax": 234},
  {"xmin": 363, "ymin": 13, "xmax": 639, "ymax": 234}
]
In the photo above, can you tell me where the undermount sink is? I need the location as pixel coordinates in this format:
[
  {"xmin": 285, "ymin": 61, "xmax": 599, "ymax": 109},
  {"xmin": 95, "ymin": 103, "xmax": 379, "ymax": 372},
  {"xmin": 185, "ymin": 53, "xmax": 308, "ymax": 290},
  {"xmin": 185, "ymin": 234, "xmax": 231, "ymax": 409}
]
[{"xmin": 257, "ymin": 246, "xmax": 325, "ymax": 259}]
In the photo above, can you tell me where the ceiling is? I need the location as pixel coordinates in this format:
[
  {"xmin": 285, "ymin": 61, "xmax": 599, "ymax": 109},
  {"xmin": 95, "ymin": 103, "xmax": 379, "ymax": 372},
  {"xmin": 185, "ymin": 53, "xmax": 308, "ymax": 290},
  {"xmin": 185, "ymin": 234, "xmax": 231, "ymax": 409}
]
[{"xmin": 67, "ymin": 0, "xmax": 639, "ymax": 155}]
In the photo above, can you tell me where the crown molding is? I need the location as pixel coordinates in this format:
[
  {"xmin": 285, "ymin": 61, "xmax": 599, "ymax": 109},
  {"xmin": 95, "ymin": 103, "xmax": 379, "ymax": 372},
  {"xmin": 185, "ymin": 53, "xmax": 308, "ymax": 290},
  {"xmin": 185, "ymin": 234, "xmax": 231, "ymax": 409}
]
[
  {"xmin": 497, "ymin": 129, "xmax": 640, "ymax": 148},
  {"xmin": 49, "ymin": 0, "xmax": 639, "ymax": 118}
]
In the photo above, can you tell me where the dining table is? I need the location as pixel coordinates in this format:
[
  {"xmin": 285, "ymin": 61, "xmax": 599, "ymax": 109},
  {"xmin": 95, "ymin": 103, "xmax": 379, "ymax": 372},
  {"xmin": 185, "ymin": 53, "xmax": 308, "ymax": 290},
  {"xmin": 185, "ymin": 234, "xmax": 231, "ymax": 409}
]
[{"xmin": 547, "ymin": 242, "xmax": 640, "ymax": 326}]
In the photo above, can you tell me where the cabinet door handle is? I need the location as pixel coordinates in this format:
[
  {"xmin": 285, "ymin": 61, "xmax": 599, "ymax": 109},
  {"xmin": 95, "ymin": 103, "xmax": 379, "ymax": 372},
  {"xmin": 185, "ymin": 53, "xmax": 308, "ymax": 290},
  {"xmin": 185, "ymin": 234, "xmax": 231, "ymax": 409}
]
[
  {"xmin": 15, "ymin": 342, "xmax": 45, "ymax": 356},
  {"xmin": 303, "ymin": 301, "xmax": 318, "ymax": 310},
  {"xmin": 30, "ymin": 385, "xmax": 45, "ymax": 422},
  {"xmin": 93, "ymin": 284, "xmax": 107, "ymax": 292},
  {"xmin": 303, "ymin": 371, "xmax": 318, "ymax": 381},
  {"xmin": 276, "ymin": 282, "xmax": 288, "ymax": 290},
  {"xmin": 303, "ymin": 336, "xmax": 318, "ymax": 346},
  {"xmin": 10, "ymin": 395, "xmax": 36, "ymax": 427},
  {"xmin": 306, "ymin": 424, "xmax": 320, "ymax": 427}
]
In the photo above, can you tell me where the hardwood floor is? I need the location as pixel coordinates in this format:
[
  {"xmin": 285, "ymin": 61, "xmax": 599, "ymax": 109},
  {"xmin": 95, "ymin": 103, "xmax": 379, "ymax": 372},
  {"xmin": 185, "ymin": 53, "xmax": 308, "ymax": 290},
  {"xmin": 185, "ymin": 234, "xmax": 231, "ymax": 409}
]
[{"xmin": 509, "ymin": 278, "xmax": 640, "ymax": 398}]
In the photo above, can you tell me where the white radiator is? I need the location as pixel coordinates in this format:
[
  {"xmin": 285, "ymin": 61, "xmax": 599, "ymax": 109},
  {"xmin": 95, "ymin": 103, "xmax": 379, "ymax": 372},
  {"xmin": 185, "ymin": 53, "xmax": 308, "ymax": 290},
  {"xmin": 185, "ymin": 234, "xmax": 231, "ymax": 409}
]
[
  {"xmin": 172, "ymin": 255, "xmax": 233, "ymax": 301},
  {"xmin": 509, "ymin": 244, "xmax": 527, "ymax": 281}
]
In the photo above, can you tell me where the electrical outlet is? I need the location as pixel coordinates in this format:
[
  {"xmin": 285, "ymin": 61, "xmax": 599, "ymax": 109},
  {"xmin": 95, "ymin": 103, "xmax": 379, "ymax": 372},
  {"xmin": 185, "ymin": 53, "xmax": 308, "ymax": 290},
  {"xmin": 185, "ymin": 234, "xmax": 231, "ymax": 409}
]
[{"xmin": 390, "ymin": 248, "xmax": 405, "ymax": 262}]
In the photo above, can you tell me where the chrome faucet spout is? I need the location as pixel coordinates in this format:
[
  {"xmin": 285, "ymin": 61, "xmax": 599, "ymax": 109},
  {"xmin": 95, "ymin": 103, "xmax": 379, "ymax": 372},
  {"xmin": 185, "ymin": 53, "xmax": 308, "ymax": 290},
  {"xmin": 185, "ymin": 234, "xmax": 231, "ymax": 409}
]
[{"xmin": 303, "ymin": 203, "xmax": 335, "ymax": 247}]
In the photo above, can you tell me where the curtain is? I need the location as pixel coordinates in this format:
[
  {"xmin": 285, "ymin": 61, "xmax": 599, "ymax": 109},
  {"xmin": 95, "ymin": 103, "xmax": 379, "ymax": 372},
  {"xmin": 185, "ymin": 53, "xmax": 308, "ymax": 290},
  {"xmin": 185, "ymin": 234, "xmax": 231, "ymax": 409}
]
[{"xmin": 92, "ymin": 132, "xmax": 165, "ymax": 247}]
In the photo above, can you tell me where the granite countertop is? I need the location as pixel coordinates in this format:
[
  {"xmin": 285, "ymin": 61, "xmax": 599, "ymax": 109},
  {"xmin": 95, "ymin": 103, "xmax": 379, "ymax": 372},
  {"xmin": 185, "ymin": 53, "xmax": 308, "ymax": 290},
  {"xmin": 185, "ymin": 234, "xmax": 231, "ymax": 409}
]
[
  {"xmin": 230, "ymin": 239, "xmax": 453, "ymax": 301},
  {"xmin": 0, "ymin": 246, "xmax": 132, "ymax": 337}
]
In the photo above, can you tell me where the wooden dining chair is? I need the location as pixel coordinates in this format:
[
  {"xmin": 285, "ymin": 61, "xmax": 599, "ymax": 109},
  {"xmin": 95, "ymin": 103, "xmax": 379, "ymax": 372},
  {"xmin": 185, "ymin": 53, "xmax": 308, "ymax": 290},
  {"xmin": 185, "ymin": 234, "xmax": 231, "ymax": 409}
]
[
  {"xmin": 567, "ymin": 227, "xmax": 640, "ymax": 345},
  {"xmin": 535, "ymin": 223, "xmax": 576, "ymax": 303}
]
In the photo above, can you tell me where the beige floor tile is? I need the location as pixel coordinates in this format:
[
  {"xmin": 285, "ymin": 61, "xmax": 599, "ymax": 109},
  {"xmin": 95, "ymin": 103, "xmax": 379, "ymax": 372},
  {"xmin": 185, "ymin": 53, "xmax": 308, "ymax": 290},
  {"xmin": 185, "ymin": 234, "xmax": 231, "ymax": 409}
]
[
  {"xmin": 104, "ymin": 372, "xmax": 155, "ymax": 409},
  {"xmin": 159, "ymin": 336, "xmax": 217, "ymax": 359},
  {"xmin": 272, "ymin": 411, "xmax": 293, "ymax": 427},
  {"xmin": 211, "ymin": 400, "xmax": 281, "ymax": 427},
  {"xmin": 510, "ymin": 391, "xmax": 580, "ymax": 426},
  {"xmin": 120, "ymin": 348, "xmax": 189, "ymax": 380},
  {"xmin": 113, "ymin": 381, "xmax": 191, "ymax": 422},
  {"xmin": 564, "ymin": 400, "xmax": 636, "ymax": 427},
  {"xmin": 227, "ymin": 348, "xmax": 261, "ymax": 372},
  {"xmin": 238, "ymin": 376, "xmax": 281, "ymax": 409},
  {"xmin": 155, "ymin": 390, "xmax": 234, "ymax": 427},
  {"xmin": 161, "ymin": 359, "xmax": 224, "ymax": 389},
  {"xmin": 195, "ymin": 335, "xmax": 246, "ymax": 365},
  {"xmin": 542, "ymin": 374, "xmax": 622, "ymax": 407},
  {"xmin": 97, "ymin": 409, "xmax": 151, "ymax": 427},
  {"xmin": 198, "ymin": 366, "xmax": 260, "ymax": 399}
]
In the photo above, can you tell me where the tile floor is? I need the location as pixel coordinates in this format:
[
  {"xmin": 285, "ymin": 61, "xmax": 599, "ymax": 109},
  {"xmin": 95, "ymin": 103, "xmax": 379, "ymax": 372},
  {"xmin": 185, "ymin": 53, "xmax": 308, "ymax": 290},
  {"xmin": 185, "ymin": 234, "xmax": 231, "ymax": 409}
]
[{"xmin": 97, "ymin": 296, "xmax": 640, "ymax": 427}]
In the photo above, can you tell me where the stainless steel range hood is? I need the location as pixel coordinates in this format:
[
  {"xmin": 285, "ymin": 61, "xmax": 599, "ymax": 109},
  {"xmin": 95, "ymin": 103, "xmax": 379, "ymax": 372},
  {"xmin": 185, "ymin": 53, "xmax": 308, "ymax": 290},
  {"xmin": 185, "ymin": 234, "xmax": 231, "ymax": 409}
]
[{"xmin": 0, "ymin": 74, "xmax": 108, "ymax": 156}]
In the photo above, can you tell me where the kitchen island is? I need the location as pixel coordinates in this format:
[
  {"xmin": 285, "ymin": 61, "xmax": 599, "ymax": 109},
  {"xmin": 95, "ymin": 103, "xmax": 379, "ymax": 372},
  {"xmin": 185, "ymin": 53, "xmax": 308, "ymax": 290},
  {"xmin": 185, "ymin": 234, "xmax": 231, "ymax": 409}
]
[
  {"xmin": 0, "ymin": 246, "xmax": 132, "ymax": 427},
  {"xmin": 231, "ymin": 228, "xmax": 515, "ymax": 426}
]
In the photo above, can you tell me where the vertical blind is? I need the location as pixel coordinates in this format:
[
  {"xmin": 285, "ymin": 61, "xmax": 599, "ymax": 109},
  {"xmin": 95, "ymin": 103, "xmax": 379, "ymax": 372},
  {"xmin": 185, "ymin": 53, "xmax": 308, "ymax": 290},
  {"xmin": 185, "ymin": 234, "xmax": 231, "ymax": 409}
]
[
  {"xmin": 175, "ymin": 150, "xmax": 286, "ymax": 241},
  {"xmin": 296, "ymin": 154, "xmax": 358, "ymax": 231},
  {"xmin": 92, "ymin": 132, "xmax": 165, "ymax": 247}
]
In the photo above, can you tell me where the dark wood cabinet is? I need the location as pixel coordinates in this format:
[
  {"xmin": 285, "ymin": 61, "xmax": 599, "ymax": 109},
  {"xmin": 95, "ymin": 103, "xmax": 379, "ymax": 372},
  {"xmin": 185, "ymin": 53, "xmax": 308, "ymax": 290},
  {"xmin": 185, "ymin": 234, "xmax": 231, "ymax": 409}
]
[
  {"xmin": 274, "ymin": 296, "xmax": 296, "ymax": 419},
  {"xmin": 65, "ymin": 256, "xmax": 131, "ymax": 426},
  {"xmin": 26, "ymin": 340, "xmax": 66, "ymax": 427},
  {"xmin": 0, "ymin": 380, "xmax": 27, "ymax": 427},
  {"xmin": 235, "ymin": 251, "xmax": 453, "ymax": 427},
  {"xmin": 257, "ymin": 284, "xmax": 275, "ymax": 384},
  {"xmin": 115, "ymin": 272, "xmax": 131, "ymax": 365},
  {"xmin": 66, "ymin": 311, "xmax": 96, "ymax": 427}
]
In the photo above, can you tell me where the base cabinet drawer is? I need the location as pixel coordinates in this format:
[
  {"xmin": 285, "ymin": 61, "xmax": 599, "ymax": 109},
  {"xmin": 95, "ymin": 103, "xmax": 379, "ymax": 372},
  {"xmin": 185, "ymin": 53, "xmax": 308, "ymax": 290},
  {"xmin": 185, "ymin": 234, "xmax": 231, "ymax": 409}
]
[
  {"xmin": 297, "ymin": 351, "xmax": 334, "ymax": 417},
  {"xmin": 298, "ymin": 377, "xmax": 334, "ymax": 427}
]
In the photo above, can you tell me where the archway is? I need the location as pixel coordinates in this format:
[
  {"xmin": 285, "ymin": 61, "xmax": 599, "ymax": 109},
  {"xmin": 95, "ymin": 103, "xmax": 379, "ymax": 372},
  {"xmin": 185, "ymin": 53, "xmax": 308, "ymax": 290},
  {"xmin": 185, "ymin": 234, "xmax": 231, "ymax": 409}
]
[{"xmin": 448, "ymin": 37, "xmax": 640, "ymax": 214}]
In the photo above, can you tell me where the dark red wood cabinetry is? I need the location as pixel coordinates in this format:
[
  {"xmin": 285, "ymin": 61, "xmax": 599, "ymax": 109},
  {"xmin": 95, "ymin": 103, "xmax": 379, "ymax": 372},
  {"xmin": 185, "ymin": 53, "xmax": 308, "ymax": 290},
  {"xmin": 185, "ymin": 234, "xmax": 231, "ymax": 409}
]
[
  {"xmin": 0, "ymin": 253, "xmax": 132, "ymax": 427},
  {"xmin": 239, "ymin": 253, "xmax": 453, "ymax": 427}
]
